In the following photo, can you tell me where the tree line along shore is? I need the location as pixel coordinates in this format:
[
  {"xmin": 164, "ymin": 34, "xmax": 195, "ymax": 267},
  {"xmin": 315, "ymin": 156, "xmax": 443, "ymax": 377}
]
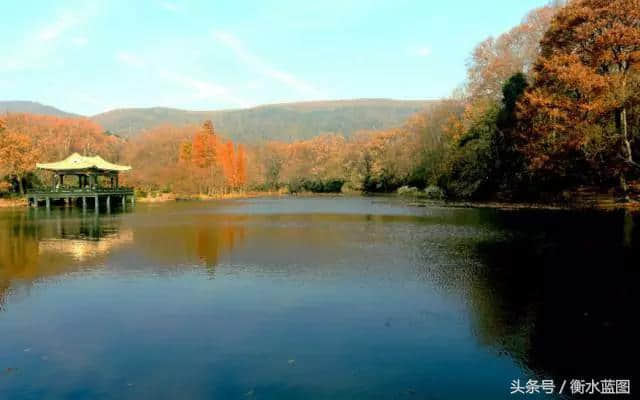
[{"xmin": 2, "ymin": 1, "xmax": 639, "ymax": 210}]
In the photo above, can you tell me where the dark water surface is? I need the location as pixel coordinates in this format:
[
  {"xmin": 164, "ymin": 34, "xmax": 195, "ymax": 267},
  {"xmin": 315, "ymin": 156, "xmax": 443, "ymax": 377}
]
[{"xmin": 0, "ymin": 196, "xmax": 636, "ymax": 399}]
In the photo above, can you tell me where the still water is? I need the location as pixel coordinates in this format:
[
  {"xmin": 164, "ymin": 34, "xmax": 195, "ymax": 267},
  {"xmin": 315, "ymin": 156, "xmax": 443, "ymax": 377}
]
[{"xmin": 0, "ymin": 196, "xmax": 635, "ymax": 399}]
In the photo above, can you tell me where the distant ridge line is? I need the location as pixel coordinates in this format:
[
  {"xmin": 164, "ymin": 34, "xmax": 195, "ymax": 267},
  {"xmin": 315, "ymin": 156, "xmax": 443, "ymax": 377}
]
[{"xmin": 1, "ymin": 98, "xmax": 439, "ymax": 142}]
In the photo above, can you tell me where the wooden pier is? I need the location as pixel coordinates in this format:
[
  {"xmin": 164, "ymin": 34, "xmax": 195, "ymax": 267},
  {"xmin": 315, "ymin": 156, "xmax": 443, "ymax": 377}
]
[{"xmin": 27, "ymin": 188, "xmax": 134, "ymax": 212}]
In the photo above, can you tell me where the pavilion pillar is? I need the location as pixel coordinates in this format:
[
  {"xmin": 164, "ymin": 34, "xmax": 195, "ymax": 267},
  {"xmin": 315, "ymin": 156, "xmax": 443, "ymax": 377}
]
[
  {"xmin": 115, "ymin": 174, "xmax": 119, "ymax": 189},
  {"xmin": 32, "ymin": 196, "xmax": 38, "ymax": 208},
  {"xmin": 95, "ymin": 195, "xmax": 99, "ymax": 213},
  {"xmin": 60, "ymin": 174, "xmax": 64, "ymax": 186},
  {"xmin": 82, "ymin": 196, "xmax": 87, "ymax": 211},
  {"xmin": 122, "ymin": 195, "xmax": 126, "ymax": 209},
  {"xmin": 45, "ymin": 197, "xmax": 50, "ymax": 209},
  {"xmin": 106, "ymin": 196, "xmax": 111, "ymax": 213}
]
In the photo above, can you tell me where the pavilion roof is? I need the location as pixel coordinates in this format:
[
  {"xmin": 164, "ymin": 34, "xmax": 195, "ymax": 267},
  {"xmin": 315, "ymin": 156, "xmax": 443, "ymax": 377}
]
[{"xmin": 36, "ymin": 153, "xmax": 132, "ymax": 172}]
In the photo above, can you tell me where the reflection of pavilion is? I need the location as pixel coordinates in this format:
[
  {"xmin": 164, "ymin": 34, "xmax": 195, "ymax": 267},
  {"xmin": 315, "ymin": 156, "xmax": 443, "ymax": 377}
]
[
  {"xmin": 1, "ymin": 209, "xmax": 250, "ymax": 311},
  {"xmin": 0, "ymin": 211, "xmax": 131, "ymax": 310},
  {"xmin": 38, "ymin": 229, "xmax": 133, "ymax": 262},
  {"xmin": 33, "ymin": 210, "xmax": 133, "ymax": 261}
]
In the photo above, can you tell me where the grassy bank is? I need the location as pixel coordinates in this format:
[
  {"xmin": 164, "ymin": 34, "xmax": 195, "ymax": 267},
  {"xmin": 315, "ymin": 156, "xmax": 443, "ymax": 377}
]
[{"xmin": 135, "ymin": 191, "xmax": 283, "ymax": 203}]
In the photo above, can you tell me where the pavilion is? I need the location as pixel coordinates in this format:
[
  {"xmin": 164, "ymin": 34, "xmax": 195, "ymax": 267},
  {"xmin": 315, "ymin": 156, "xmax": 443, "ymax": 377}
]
[{"xmin": 27, "ymin": 153, "xmax": 134, "ymax": 211}]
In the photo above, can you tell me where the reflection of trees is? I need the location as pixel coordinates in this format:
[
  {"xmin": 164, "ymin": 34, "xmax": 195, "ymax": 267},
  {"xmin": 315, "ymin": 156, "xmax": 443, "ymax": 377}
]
[
  {"xmin": 464, "ymin": 211, "xmax": 637, "ymax": 381},
  {"xmin": 0, "ymin": 212, "xmax": 39, "ymax": 310},
  {"xmin": 0, "ymin": 210, "xmax": 130, "ymax": 310},
  {"xmin": 131, "ymin": 215, "xmax": 247, "ymax": 269},
  {"xmin": 0, "ymin": 208, "xmax": 251, "ymax": 311},
  {"xmin": 195, "ymin": 217, "xmax": 246, "ymax": 268}
]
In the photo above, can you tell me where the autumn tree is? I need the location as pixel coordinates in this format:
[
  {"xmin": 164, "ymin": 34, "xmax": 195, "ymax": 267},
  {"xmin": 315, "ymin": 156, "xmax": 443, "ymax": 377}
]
[
  {"xmin": 0, "ymin": 123, "xmax": 40, "ymax": 194},
  {"xmin": 0, "ymin": 113, "xmax": 122, "ymax": 194},
  {"xmin": 120, "ymin": 124, "xmax": 193, "ymax": 192},
  {"xmin": 467, "ymin": 4, "xmax": 558, "ymax": 101},
  {"xmin": 0, "ymin": 118, "xmax": 9, "ymax": 192},
  {"xmin": 259, "ymin": 142, "xmax": 286, "ymax": 190},
  {"xmin": 234, "ymin": 144, "xmax": 247, "ymax": 188},
  {"xmin": 179, "ymin": 142, "xmax": 192, "ymax": 165},
  {"xmin": 402, "ymin": 99, "xmax": 466, "ymax": 186},
  {"xmin": 190, "ymin": 120, "xmax": 223, "ymax": 194},
  {"xmin": 118, "ymin": 118, "xmax": 251, "ymax": 196},
  {"xmin": 192, "ymin": 121, "xmax": 218, "ymax": 168},
  {"xmin": 519, "ymin": 0, "xmax": 640, "ymax": 195},
  {"xmin": 219, "ymin": 140, "xmax": 235, "ymax": 190}
]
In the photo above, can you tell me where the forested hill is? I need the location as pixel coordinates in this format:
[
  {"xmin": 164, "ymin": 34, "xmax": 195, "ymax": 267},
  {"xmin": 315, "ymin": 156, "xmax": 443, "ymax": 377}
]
[
  {"xmin": 92, "ymin": 99, "xmax": 436, "ymax": 141},
  {"xmin": 0, "ymin": 101, "xmax": 81, "ymax": 118},
  {"xmin": 2, "ymin": 99, "xmax": 436, "ymax": 142}
]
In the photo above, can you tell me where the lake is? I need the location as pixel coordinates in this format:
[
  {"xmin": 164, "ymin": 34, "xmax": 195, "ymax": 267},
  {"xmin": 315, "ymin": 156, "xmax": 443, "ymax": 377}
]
[{"xmin": 0, "ymin": 196, "xmax": 635, "ymax": 399}]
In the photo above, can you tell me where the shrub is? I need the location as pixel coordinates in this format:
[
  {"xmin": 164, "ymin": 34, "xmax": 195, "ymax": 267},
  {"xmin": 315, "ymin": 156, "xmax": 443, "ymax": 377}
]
[
  {"xmin": 397, "ymin": 186, "xmax": 420, "ymax": 196},
  {"xmin": 287, "ymin": 178, "xmax": 344, "ymax": 193},
  {"xmin": 424, "ymin": 185, "xmax": 445, "ymax": 200}
]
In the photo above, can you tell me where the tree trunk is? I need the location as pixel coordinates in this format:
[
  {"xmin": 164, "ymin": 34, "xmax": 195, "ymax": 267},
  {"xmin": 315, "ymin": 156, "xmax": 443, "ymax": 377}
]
[
  {"xmin": 620, "ymin": 174, "xmax": 629, "ymax": 196},
  {"xmin": 617, "ymin": 107, "xmax": 633, "ymax": 198},
  {"xmin": 18, "ymin": 176, "xmax": 24, "ymax": 195},
  {"xmin": 621, "ymin": 107, "xmax": 632, "ymax": 164}
]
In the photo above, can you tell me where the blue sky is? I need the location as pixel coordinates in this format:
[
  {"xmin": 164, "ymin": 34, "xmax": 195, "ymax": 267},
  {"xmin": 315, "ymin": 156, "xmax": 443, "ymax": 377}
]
[{"xmin": 1, "ymin": 0, "xmax": 548, "ymax": 115}]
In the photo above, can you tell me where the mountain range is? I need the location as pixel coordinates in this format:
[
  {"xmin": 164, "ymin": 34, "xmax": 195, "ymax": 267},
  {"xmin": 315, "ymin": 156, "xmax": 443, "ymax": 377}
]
[{"xmin": 1, "ymin": 99, "xmax": 435, "ymax": 142}]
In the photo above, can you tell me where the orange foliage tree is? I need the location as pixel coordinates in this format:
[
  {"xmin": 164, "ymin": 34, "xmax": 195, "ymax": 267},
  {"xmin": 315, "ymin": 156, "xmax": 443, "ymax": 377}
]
[
  {"xmin": 168, "ymin": 120, "xmax": 248, "ymax": 195},
  {"xmin": 0, "ymin": 113, "xmax": 120, "ymax": 193},
  {"xmin": 234, "ymin": 144, "xmax": 247, "ymax": 189},
  {"xmin": 118, "ymin": 119, "xmax": 249, "ymax": 196},
  {"xmin": 518, "ymin": 0, "xmax": 640, "ymax": 192},
  {"xmin": 0, "ymin": 118, "xmax": 39, "ymax": 193},
  {"xmin": 218, "ymin": 140, "xmax": 235, "ymax": 190},
  {"xmin": 120, "ymin": 124, "xmax": 193, "ymax": 193},
  {"xmin": 467, "ymin": 4, "xmax": 558, "ymax": 101}
]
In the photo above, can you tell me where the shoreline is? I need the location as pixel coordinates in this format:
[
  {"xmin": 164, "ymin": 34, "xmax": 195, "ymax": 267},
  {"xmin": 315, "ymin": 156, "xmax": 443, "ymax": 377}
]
[
  {"xmin": 136, "ymin": 191, "xmax": 282, "ymax": 203},
  {"xmin": 135, "ymin": 191, "xmax": 640, "ymax": 213},
  {"xmin": 3, "ymin": 191, "xmax": 639, "ymax": 213},
  {"xmin": 403, "ymin": 198, "xmax": 640, "ymax": 213}
]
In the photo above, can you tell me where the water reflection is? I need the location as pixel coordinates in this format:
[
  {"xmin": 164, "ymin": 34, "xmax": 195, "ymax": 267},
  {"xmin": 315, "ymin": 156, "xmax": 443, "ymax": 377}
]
[
  {"xmin": 459, "ymin": 210, "xmax": 637, "ymax": 384},
  {"xmin": 130, "ymin": 214, "xmax": 247, "ymax": 268},
  {"xmin": 0, "ymin": 198, "xmax": 636, "ymax": 399},
  {"xmin": 0, "ymin": 210, "xmax": 123, "ymax": 310}
]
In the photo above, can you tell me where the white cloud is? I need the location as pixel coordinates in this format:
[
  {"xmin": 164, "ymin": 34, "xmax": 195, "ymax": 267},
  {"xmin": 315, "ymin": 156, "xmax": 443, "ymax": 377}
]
[
  {"xmin": 417, "ymin": 47, "xmax": 432, "ymax": 57},
  {"xmin": 159, "ymin": 70, "xmax": 250, "ymax": 107},
  {"xmin": 245, "ymin": 80, "xmax": 265, "ymax": 90},
  {"xmin": 38, "ymin": 12, "xmax": 81, "ymax": 42},
  {"xmin": 415, "ymin": 46, "xmax": 432, "ymax": 57},
  {"xmin": 1, "ymin": 2, "xmax": 100, "ymax": 71},
  {"xmin": 160, "ymin": 1, "xmax": 183, "ymax": 12},
  {"xmin": 115, "ymin": 50, "xmax": 249, "ymax": 108},
  {"xmin": 71, "ymin": 36, "xmax": 89, "ymax": 47},
  {"xmin": 115, "ymin": 51, "xmax": 145, "ymax": 68},
  {"xmin": 213, "ymin": 31, "xmax": 324, "ymax": 98}
]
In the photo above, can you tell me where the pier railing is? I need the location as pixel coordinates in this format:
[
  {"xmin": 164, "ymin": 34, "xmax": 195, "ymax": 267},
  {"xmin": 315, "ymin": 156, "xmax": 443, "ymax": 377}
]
[{"xmin": 27, "ymin": 187, "xmax": 134, "ymax": 196}]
